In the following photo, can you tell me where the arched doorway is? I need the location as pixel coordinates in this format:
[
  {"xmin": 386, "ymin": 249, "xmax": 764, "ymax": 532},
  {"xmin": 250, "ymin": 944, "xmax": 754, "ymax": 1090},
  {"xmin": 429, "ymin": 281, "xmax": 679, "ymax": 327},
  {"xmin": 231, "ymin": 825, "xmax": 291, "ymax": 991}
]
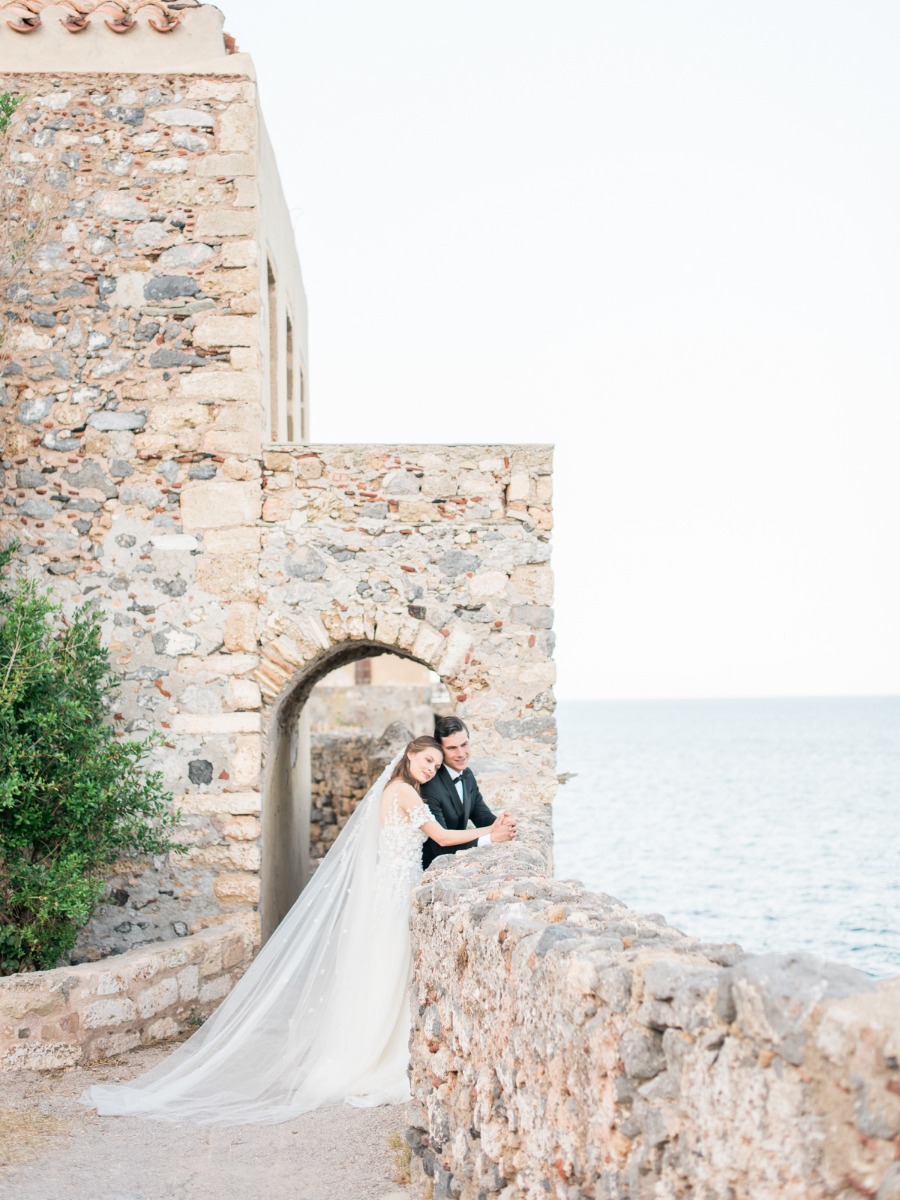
[{"xmin": 259, "ymin": 640, "xmax": 445, "ymax": 941}]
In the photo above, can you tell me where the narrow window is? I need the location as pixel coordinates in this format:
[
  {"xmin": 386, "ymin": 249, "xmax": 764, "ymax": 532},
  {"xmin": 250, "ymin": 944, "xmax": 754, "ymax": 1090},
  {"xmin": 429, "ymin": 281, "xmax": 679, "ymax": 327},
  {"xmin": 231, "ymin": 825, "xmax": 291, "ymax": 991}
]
[
  {"xmin": 354, "ymin": 659, "xmax": 372, "ymax": 685},
  {"xmin": 285, "ymin": 312, "xmax": 295, "ymax": 443},
  {"xmin": 267, "ymin": 259, "xmax": 279, "ymax": 440},
  {"xmin": 299, "ymin": 366, "xmax": 307, "ymax": 441}
]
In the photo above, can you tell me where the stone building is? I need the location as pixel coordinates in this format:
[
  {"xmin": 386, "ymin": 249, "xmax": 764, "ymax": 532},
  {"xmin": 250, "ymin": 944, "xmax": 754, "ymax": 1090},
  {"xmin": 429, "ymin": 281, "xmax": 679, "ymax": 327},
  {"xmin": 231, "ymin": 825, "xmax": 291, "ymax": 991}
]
[
  {"xmin": 3, "ymin": 21, "xmax": 896, "ymax": 1200},
  {"xmin": 0, "ymin": 1, "xmax": 556, "ymax": 957}
]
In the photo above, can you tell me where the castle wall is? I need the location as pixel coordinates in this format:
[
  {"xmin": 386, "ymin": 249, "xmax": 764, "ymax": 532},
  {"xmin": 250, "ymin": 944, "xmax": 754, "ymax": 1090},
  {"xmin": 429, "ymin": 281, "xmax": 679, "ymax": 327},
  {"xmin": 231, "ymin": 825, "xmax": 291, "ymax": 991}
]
[
  {"xmin": 0, "ymin": 63, "xmax": 557, "ymax": 959},
  {"xmin": 0, "ymin": 67, "xmax": 305, "ymax": 958},
  {"xmin": 408, "ymin": 846, "xmax": 900, "ymax": 1200},
  {"xmin": 252, "ymin": 442, "xmax": 556, "ymax": 936},
  {"xmin": 0, "ymin": 72, "xmax": 556, "ymax": 953}
]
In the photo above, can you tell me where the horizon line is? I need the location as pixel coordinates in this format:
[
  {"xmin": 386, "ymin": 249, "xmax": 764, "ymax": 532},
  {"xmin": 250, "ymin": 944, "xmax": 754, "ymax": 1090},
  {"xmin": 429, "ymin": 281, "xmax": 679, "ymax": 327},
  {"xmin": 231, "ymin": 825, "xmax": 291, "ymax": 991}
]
[{"xmin": 554, "ymin": 691, "xmax": 900, "ymax": 704}]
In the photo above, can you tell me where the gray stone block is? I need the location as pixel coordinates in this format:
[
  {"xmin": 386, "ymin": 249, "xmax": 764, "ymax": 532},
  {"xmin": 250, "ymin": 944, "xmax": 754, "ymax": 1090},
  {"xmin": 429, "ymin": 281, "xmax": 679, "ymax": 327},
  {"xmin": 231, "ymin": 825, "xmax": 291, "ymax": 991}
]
[
  {"xmin": 27, "ymin": 352, "xmax": 70, "ymax": 380},
  {"xmin": 20, "ymin": 498, "xmax": 56, "ymax": 520},
  {"xmin": 149, "ymin": 348, "xmax": 206, "ymax": 368},
  {"xmin": 71, "ymin": 385, "xmax": 103, "ymax": 406},
  {"xmin": 726, "ymin": 952, "xmax": 876, "ymax": 1065},
  {"xmin": 158, "ymin": 244, "xmax": 214, "ymax": 270},
  {"xmin": 855, "ymin": 1076, "xmax": 900, "ymax": 1139},
  {"xmin": 103, "ymin": 105, "xmax": 145, "ymax": 125},
  {"xmin": 40, "ymin": 429, "xmax": 79, "ymax": 451},
  {"xmin": 151, "ymin": 626, "xmax": 200, "ymax": 657},
  {"xmin": 63, "ymin": 458, "xmax": 118, "ymax": 499},
  {"xmin": 144, "ymin": 275, "xmax": 201, "ymax": 302},
  {"xmin": 621, "ymin": 1029, "xmax": 666, "ymax": 1081},
  {"xmin": 510, "ymin": 604, "xmax": 554, "ymax": 628},
  {"xmin": 188, "ymin": 760, "xmax": 213, "ymax": 786},
  {"xmin": 87, "ymin": 411, "xmax": 147, "ymax": 432},
  {"xmin": 172, "ymin": 130, "xmax": 209, "ymax": 152},
  {"xmin": 16, "ymin": 393, "xmax": 56, "ymax": 424},
  {"xmin": 286, "ymin": 549, "xmax": 327, "ymax": 581},
  {"xmin": 438, "ymin": 550, "xmax": 480, "ymax": 576},
  {"xmin": 383, "ymin": 468, "xmax": 421, "ymax": 496},
  {"xmin": 16, "ymin": 467, "xmax": 45, "ymax": 488}
]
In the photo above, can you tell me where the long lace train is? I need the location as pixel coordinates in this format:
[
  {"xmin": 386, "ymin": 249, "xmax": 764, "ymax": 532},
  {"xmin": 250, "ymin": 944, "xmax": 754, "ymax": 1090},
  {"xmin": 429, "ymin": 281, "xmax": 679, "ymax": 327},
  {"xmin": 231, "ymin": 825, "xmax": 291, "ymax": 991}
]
[{"xmin": 82, "ymin": 755, "xmax": 426, "ymax": 1125}]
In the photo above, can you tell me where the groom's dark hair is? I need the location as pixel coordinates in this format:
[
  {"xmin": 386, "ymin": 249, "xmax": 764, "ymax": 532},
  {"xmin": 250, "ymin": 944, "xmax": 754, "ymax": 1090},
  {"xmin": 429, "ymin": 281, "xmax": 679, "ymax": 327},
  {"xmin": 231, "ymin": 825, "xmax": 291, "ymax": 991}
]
[{"xmin": 434, "ymin": 715, "xmax": 469, "ymax": 743}]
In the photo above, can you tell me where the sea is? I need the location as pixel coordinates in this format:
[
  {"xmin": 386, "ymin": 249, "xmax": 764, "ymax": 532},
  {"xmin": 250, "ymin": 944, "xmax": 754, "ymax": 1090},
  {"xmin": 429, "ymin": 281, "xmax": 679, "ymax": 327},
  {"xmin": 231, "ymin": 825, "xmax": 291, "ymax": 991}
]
[{"xmin": 552, "ymin": 696, "xmax": 900, "ymax": 980}]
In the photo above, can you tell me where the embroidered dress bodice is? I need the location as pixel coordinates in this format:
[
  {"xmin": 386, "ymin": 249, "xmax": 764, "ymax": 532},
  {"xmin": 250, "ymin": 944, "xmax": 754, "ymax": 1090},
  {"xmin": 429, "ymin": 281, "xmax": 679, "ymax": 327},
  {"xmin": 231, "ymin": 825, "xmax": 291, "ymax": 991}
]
[{"xmin": 375, "ymin": 792, "xmax": 431, "ymax": 904}]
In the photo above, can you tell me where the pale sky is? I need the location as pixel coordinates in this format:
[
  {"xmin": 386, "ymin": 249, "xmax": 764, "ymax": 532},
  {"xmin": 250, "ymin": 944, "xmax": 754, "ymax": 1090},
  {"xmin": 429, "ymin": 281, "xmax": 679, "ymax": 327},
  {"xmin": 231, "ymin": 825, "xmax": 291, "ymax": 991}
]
[{"xmin": 219, "ymin": 1, "xmax": 900, "ymax": 700}]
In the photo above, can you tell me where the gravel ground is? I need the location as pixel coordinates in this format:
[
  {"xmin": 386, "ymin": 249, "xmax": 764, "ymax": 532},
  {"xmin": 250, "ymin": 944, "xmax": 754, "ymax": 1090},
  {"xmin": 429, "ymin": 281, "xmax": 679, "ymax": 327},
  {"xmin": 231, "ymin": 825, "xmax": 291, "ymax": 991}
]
[{"xmin": 0, "ymin": 1044, "xmax": 414, "ymax": 1200}]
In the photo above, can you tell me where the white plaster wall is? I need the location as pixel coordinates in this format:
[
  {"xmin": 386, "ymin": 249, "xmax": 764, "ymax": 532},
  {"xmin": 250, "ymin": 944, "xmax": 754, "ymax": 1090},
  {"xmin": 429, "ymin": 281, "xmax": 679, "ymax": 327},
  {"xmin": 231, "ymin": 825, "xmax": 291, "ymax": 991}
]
[{"xmin": 0, "ymin": 5, "xmax": 245, "ymax": 75}]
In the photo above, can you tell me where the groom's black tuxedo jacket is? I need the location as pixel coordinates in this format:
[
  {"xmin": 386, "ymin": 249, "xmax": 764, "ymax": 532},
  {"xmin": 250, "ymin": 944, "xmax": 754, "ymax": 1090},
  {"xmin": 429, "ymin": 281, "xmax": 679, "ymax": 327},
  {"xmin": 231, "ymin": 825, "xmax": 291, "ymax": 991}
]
[{"xmin": 420, "ymin": 764, "xmax": 496, "ymax": 870}]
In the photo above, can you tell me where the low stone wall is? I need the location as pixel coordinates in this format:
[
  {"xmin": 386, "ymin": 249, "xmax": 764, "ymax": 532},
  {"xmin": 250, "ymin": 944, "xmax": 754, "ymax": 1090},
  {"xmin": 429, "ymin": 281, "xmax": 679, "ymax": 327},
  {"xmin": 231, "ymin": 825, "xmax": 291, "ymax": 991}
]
[
  {"xmin": 0, "ymin": 917, "xmax": 256, "ymax": 1071},
  {"xmin": 409, "ymin": 844, "xmax": 900, "ymax": 1200}
]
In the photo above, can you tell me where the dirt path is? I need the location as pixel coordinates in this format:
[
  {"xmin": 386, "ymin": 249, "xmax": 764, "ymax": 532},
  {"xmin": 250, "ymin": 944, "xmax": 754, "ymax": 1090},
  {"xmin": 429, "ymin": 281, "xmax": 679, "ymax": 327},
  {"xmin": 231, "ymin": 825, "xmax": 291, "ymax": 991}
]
[{"xmin": 0, "ymin": 1045, "xmax": 414, "ymax": 1200}]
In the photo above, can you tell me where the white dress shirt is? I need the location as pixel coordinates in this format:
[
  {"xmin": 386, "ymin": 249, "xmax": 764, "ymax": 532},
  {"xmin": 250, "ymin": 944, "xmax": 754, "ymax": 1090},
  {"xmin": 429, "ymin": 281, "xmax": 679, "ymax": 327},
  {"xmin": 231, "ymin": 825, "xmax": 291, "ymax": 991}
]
[{"xmin": 446, "ymin": 766, "xmax": 491, "ymax": 848}]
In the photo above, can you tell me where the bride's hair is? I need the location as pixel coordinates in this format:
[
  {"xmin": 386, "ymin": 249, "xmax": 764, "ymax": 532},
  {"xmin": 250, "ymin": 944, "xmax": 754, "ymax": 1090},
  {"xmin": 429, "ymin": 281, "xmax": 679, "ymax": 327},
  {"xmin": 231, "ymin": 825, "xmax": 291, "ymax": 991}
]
[{"xmin": 388, "ymin": 735, "xmax": 443, "ymax": 791}]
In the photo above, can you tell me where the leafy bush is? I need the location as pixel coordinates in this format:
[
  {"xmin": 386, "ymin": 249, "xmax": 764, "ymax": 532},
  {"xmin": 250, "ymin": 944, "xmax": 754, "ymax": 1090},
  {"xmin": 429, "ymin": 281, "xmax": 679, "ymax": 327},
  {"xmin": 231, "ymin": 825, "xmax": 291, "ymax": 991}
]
[
  {"xmin": 0, "ymin": 92, "xmax": 22, "ymax": 133},
  {"xmin": 0, "ymin": 547, "xmax": 181, "ymax": 975}
]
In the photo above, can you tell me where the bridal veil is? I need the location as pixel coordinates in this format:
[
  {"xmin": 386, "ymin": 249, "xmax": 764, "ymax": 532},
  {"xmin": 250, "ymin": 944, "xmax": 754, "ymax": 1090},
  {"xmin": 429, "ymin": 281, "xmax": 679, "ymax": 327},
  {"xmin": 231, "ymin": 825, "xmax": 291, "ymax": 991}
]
[{"xmin": 83, "ymin": 754, "xmax": 412, "ymax": 1124}]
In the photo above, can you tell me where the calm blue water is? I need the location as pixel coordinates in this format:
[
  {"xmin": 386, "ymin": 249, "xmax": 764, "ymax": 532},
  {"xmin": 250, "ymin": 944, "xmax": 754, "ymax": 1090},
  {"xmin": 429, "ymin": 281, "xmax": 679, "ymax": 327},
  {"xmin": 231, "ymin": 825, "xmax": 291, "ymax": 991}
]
[{"xmin": 553, "ymin": 697, "xmax": 900, "ymax": 979}]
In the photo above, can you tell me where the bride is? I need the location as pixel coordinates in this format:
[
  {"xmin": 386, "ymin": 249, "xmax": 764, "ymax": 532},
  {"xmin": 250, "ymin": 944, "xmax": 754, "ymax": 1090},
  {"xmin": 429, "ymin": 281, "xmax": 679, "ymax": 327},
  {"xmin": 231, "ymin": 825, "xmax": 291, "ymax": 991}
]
[{"xmin": 82, "ymin": 735, "xmax": 505, "ymax": 1125}]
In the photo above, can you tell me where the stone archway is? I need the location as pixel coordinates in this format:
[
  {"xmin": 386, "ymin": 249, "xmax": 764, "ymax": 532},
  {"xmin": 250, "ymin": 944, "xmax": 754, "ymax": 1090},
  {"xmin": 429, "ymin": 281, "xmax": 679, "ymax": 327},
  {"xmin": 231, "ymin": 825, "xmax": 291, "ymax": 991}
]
[{"xmin": 259, "ymin": 639, "xmax": 440, "ymax": 941}]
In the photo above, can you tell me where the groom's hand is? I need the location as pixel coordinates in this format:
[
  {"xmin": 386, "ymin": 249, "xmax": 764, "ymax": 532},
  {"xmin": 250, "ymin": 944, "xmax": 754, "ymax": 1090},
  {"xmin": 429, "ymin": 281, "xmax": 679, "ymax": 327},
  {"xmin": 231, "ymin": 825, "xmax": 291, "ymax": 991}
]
[{"xmin": 489, "ymin": 812, "xmax": 517, "ymax": 843}]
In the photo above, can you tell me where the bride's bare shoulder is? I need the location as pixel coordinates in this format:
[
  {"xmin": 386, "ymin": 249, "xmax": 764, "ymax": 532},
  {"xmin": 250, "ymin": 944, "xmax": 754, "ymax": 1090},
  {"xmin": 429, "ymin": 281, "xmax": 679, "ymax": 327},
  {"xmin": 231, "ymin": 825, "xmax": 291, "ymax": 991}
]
[{"xmin": 383, "ymin": 779, "xmax": 422, "ymax": 810}]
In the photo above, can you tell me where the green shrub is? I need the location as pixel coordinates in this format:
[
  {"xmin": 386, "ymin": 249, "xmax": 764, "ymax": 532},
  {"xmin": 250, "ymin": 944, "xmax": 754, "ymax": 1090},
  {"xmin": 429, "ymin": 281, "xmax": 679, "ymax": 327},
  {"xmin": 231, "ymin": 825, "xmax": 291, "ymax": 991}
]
[
  {"xmin": 0, "ymin": 92, "xmax": 22, "ymax": 133},
  {"xmin": 0, "ymin": 546, "xmax": 181, "ymax": 975}
]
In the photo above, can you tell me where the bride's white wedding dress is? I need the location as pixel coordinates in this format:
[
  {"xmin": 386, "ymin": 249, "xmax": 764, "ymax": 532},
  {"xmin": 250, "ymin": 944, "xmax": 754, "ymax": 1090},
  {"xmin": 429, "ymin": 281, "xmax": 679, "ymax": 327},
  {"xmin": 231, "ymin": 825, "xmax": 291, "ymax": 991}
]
[{"xmin": 83, "ymin": 756, "xmax": 431, "ymax": 1125}]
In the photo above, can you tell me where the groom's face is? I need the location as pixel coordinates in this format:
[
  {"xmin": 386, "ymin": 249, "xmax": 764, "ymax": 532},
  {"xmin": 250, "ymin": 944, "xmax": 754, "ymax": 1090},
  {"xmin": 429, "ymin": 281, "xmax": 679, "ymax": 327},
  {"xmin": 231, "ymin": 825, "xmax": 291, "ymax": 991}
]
[{"xmin": 440, "ymin": 730, "xmax": 470, "ymax": 773}]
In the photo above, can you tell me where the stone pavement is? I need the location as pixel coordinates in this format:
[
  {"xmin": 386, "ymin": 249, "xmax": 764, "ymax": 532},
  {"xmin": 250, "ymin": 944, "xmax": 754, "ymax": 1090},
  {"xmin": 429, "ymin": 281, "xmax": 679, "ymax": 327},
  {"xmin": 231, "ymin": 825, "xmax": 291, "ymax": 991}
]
[{"xmin": 0, "ymin": 1044, "xmax": 412, "ymax": 1200}]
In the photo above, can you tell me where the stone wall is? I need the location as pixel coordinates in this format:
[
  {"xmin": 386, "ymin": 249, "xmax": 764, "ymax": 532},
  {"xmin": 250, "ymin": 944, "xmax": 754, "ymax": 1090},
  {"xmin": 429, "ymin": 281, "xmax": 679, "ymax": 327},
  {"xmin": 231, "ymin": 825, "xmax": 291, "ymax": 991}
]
[
  {"xmin": 306, "ymin": 682, "xmax": 441, "ymax": 863},
  {"xmin": 0, "ymin": 61, "xmax": 557, "ymax": 956},
  {"xmin": 409, "ymin": 844, "xmax": 900, "ymax": 1200},
  {"xmin": 308, "ymin": 730, "xmax": 375, "ymax": 864},
  {"xmin": 306, "ymin": 681, "xmax": 439, "ymax": 736},
  {"xmin": 254, "ymin": 442, "xmax": 556, "ymax": 935},
  {"xmin": 0, "ymin": 66, "xmax": 305, "ymax": 960},
  {"xmin": 309, "ymin": 721, "xmax": 418, "ymax": 865},
  {"xmin": 0, "ymin": 917, "xmax": 256, "ymax": 1070}
]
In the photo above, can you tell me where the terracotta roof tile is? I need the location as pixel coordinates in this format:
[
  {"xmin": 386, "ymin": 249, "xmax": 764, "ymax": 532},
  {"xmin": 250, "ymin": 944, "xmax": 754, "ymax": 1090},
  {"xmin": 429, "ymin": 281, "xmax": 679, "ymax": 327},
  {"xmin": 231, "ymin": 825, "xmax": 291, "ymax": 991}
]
[{"xmin": 0, "ymin": 0, "xmax": 202, "ymax": 35}]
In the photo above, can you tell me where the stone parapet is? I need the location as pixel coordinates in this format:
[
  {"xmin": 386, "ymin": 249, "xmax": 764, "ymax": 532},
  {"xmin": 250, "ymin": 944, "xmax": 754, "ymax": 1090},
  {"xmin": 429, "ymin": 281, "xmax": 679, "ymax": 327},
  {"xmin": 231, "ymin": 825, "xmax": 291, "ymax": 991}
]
[
  {"xmin": 0, "ymin": 916, "xmax": 257, "ymax": 1071},
  {"xmin": 409, "ymin": 844, "xmax": 900, "ymax": 1199}
]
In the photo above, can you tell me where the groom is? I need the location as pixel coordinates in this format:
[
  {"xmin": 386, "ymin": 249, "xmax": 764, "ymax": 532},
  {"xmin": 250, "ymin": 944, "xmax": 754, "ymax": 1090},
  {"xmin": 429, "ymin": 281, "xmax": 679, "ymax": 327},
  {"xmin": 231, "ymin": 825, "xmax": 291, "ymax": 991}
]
[{"xmin": 420, "ymin": 715, "xmax": 517, "ymax": 869}]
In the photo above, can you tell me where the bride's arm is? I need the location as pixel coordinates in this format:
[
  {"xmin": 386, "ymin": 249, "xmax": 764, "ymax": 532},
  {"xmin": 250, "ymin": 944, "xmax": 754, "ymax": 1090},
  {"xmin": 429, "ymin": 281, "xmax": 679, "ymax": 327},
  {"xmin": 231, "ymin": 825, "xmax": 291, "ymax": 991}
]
[
  {"xmin": 395, "ymin": 789, "xmax": 502, "ymax": 847},
  {"xmin": 419, "ymin": 818, "xmax": 497, "ymax": 847}
]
